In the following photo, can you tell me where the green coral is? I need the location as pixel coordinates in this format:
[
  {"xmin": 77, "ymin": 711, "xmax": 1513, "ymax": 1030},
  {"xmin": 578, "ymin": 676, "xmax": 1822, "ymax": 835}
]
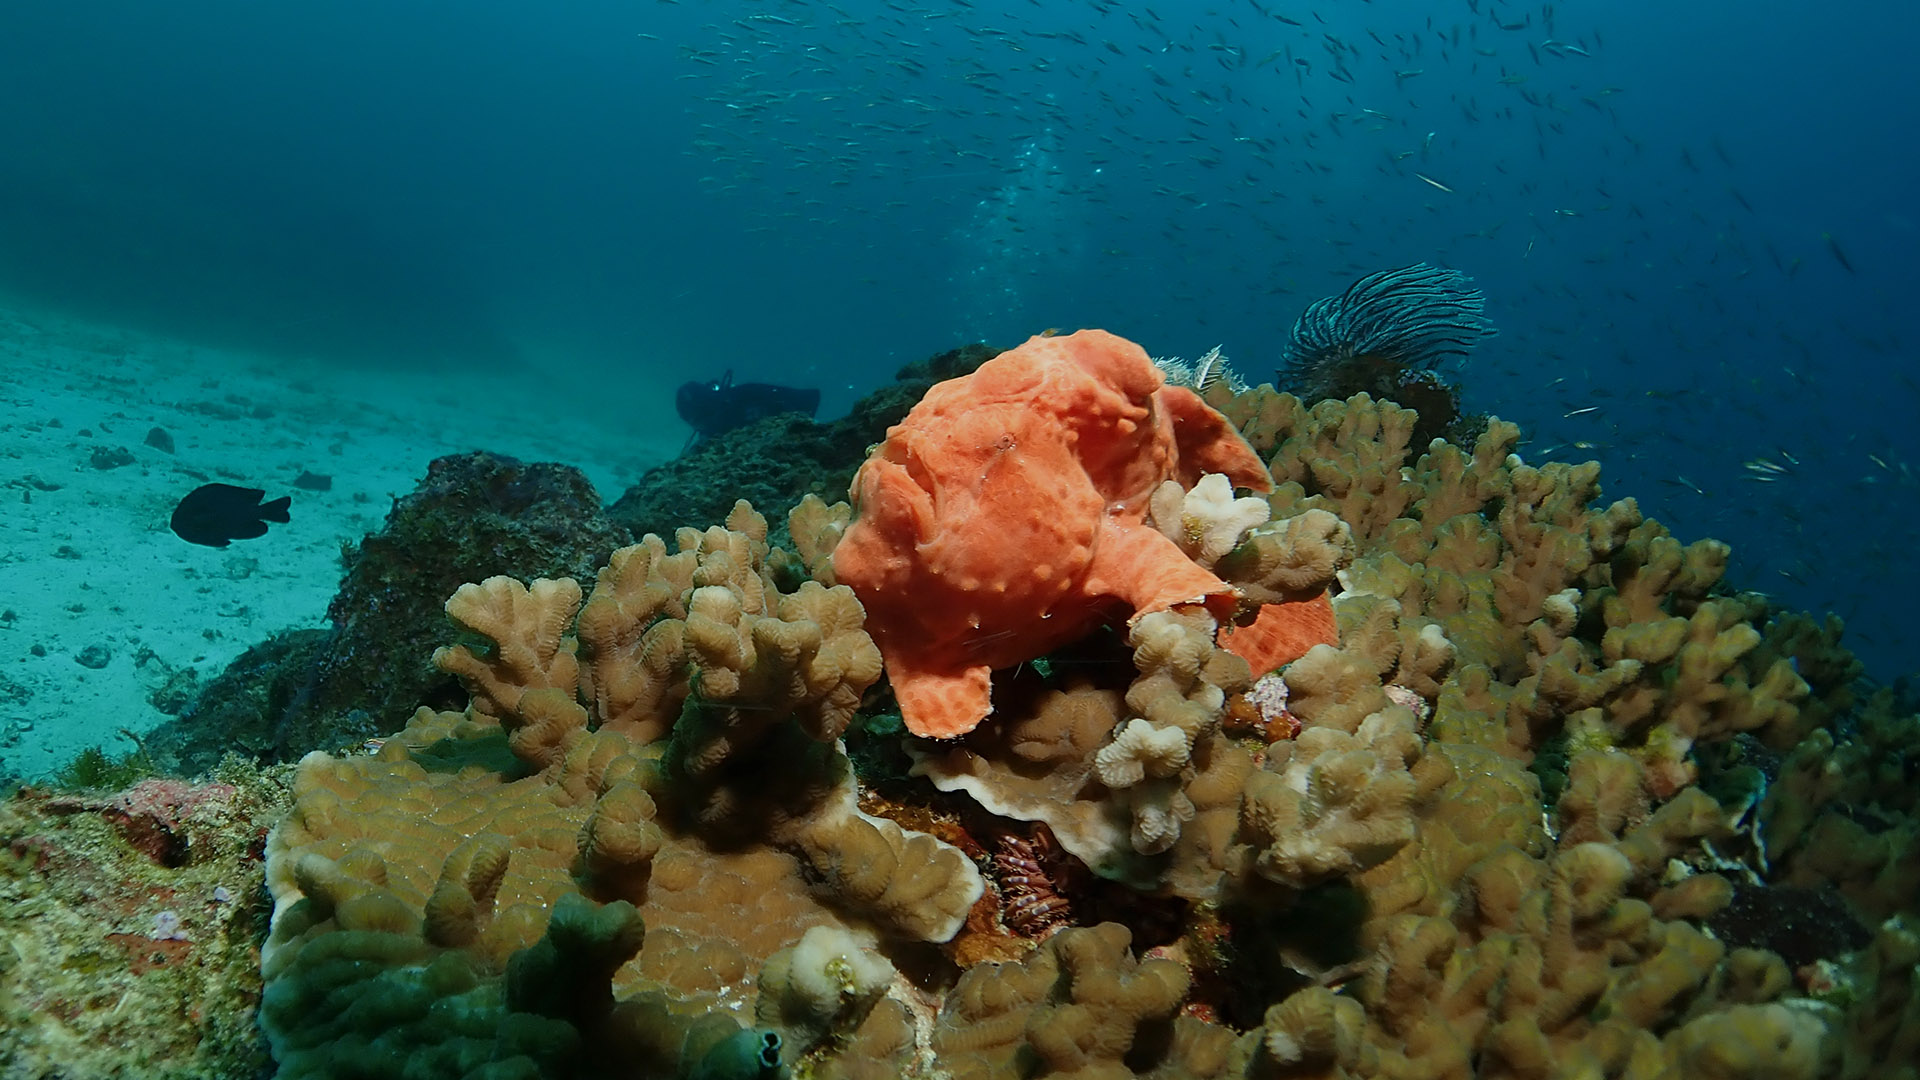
[{"xmin": 688, "ymin": 1029, "xmax": 783, "ymax": 1080}]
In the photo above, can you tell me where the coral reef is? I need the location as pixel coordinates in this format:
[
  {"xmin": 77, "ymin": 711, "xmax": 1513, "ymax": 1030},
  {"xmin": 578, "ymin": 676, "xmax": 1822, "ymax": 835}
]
[
  {"xmin": 27, "ymin": 337, "xmax": 1919, "ymax": 1079},
  {"xmin": 295, "ymin": 451, "xmax": 631, "ymax": 751},
  {"xmin": 931, "ymin": 922, "xmax": 1194, "ymax": 1077},
  {"xmin": 249, "ymin": 373, "xmax": 1920, "ymax": 1078},
  {"xmin": 1218, "ymin": 388, "xmax": 1812, "ymax": 802},
  {"xmin": 1760, "ymin": 686, "xmax": 1920, "ymax": 923},
  {"xmin": 257, "ymin": 501, "xmax": 981, "ymax": 1077}
]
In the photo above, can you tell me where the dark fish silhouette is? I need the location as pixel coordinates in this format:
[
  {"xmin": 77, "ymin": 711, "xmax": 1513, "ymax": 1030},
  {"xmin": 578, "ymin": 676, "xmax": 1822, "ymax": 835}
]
[
  {"xmin": 170, "ymin": 483, "xmax": 291, "ymax": 547},
  {"xmin": 675, "ymin": 370, "xmax": 820, "ymax": 447}
]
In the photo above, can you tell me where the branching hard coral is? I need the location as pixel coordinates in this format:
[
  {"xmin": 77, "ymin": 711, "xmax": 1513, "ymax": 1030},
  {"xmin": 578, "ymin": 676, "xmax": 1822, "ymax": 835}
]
[
  {"xmin": 931, "ymin": 923, "xmax": 1189, "ymax": 1078},
  {"xmin": 1762, "ymin": 688, "xmax": 1920, "ymax": 923},
  {"xmin": 1211, "ymin": 507, "xmax": 1354, "ymax": 676},
  {"xmin": 790, "ymin": 787, "xmax": 985, "ymax": 944},
  {"xmin": 907, "ymin": 678, "xmax": 1140, "ymax": 885},
  {"xmin": 573, "ymin": 534, "xmax": 696, "ymax": 744},
  {"xmin": 1149, "ymin": 472, "xmax": 1272, "ymax": 569},
  {"xmin": 260, "ymin": 499, "xmax": 990, "ymax": 1078},
  {"xmin": 432, "ymin": 576, "xmax": 583, "ymax": 723},
  {"xmin": 1235, "ymin": 706, "xmax": 1424, "ymax": 890},
  {"xmin": 1216, "ymin": 508, "xmax": 1355, "ymax": 602},
  {"xmin": 1192, "ymin": 386, "xmax": 1852, "ymax": 1074},
  {"xmin": 779, "ymin": 491, "xmax": 851, "ymax": 586}
]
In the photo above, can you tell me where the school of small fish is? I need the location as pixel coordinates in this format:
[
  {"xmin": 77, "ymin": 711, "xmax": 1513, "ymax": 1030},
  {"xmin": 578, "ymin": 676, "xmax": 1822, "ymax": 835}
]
[{"xmin": 640, "ymin": 0, "xmax": 1910, "ymax": 672}]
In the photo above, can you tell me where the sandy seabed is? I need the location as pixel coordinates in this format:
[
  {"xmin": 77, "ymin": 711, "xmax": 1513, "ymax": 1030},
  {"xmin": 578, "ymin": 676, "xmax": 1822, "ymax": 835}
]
[{"xmin": 0, "ymin": 305, "xmax": 680, "ymax": 780}]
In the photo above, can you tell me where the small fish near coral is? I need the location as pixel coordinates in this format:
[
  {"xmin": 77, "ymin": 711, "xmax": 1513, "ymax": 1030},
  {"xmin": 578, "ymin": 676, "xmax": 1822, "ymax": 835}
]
[
  {"xmin": 169, "ymin": 483, "xmax": 290, "ymax": 547},
  {"xmin": 674, "ymin": 369, "xmax": 821, "ymax": 449}
]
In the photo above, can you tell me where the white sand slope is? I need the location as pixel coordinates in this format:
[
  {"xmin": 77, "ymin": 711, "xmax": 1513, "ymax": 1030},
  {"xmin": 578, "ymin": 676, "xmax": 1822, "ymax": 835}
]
[{"xmin": 0, "ymin": 305, "xmax": 681, "ymax": 781}]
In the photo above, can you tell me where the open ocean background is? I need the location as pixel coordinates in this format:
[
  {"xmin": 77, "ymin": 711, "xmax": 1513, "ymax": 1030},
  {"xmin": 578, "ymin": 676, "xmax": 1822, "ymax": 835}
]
[{"xmin": 0, "ymin": 0, "xmax": 1912, "ymax": 682}]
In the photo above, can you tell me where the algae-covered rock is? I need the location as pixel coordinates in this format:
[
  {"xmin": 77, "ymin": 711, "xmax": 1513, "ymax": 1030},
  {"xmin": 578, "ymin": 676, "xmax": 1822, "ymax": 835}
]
[
  {"xmin": 177, "ymin": 452, "xmax": 630, "ymax": 766},
  {"xmin": 144, "ymin": 628, "xmax": 330, "ymax": 776}
]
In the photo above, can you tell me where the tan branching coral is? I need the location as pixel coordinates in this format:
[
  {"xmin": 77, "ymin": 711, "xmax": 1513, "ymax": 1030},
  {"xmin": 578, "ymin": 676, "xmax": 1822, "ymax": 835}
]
[
  {"xmin": 1236, "ymin": 705, "xmax": 1423, "ymax": 889},
  {"xmin": 1241, "ymin": 681, "xmax": 1823, "ymax": 1080},
  {"xmin": 782, "ymin": 492, "xmax": 852, "ymax": 585},
  {"xmin": 1245, "ymin": 986, "xmax": 1372, "ymax": 1077},
  {"xmin": 1254, "ymin": 392, "xmax": 1424, "ymax": 540},
  {"xmin": 932, "ymin": 923, "xmax": 1189, "ymax": 1078},
  {"xmin": 1149, "ymin": 471, "xmax": 1273, "ymax": 568},
  {"xmin": 1189, "ymin": 386, "xmax": 1853, "ymax": 1076},
  {"xmin": 1214, "ymin": 507, "xmax": 1355, "ymax": 605},
  {"xmin": 573, "ymin": 534, "xmax": 696, "ymax": 744},
  {"xmin": 1763, "ymin": 689, "xmax": 1920, "ymax": 922},
  {"xmin": 908, "ymin": 678, "xmax": 1133, "ymax": 876},
  {"xmin": 432, "ymin": 575, "xmax": 583, "ymax": 722},
  {"xmin": 1226, "ymin": 390, "xmax": 1813, "ymax": 807},
  {"xmin": 262, "ymin": 499, "xmax": 984, "ymax": 1075},
  {"xmin": 792, "ymin": 790, "xmax": 984, "ymax": 944},
  {"xmin": 911, "ymin": 605, "xmax": 1254, "ymax": 883},
  {"xmin": 1282, "ymin": 642, "xmax": 1394, "ymax": 735}
]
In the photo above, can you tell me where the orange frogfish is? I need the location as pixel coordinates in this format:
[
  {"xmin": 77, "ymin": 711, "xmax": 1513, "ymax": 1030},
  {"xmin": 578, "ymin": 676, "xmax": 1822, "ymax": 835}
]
[{"xmin": 832, "ymin": 329, "xmax": 1334, "ymax": 739}]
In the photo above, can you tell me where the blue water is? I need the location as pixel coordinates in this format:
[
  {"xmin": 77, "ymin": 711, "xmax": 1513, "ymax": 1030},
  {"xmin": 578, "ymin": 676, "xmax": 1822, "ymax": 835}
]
[{"xmin": 0, "ymin": 0, "xmax": 1912, "ymax": 679}]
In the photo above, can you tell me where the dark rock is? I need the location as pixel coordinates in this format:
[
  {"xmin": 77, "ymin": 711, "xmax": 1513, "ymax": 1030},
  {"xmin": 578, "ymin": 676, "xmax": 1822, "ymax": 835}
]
[
  {"xmin": 293, "ymin": 471, "xmax": 333, "ymax": 492},
  {"xmin": 144, "ymin": 427, "xmax": 176, "ymax": 453},
  {"xmin": 608, "ymin": 343, "xmax": 996, "ymax": 541},
  {"xmin": 183, "ymin": 400, "xmax": 245, "ymax": 421},
  {"xmin": 75, "ymin": 644, "xmax": 112, "ymax": 669},
  {"xmin": 143, "ymin": 629, "xmax": 329, "ymax": 776},
  {"xmin": 1707, "ymin": 881, "xmax": 1872, "ymax": 969},
  {"xmin": 146, "ymin": 666, "xmax": 202, "ymax": 717},
  {"xmin": 88, "ymin": 446, "xmax": 135, "ymax": 470},
  {"xmin": 272, "ymin": 451, "xmax": 630, "ymax": 758}
]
